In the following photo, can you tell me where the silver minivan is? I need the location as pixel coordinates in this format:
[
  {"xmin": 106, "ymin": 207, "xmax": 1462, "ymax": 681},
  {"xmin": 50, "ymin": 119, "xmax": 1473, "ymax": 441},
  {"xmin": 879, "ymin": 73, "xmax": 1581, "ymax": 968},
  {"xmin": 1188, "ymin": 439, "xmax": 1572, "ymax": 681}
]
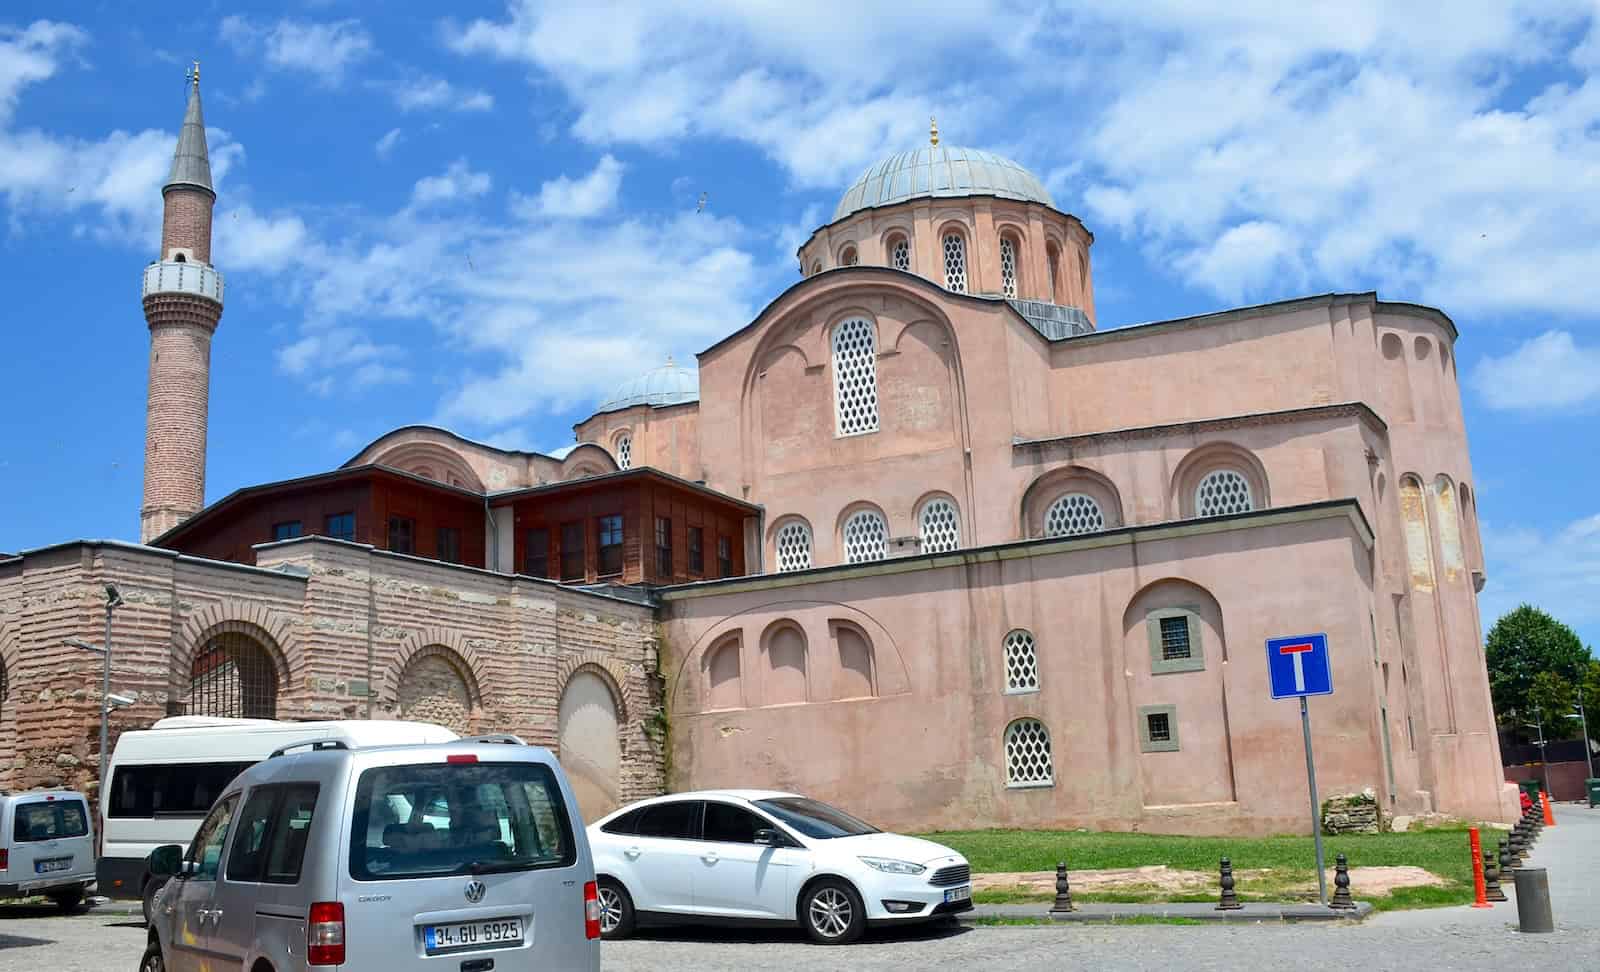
[
  {"xmin": 0, "ymin": 789, "xmax": 97, "ymax": 911},
  {"xmin": 139, "ymin": 737, "xmax": 601, "ymax": 971}
]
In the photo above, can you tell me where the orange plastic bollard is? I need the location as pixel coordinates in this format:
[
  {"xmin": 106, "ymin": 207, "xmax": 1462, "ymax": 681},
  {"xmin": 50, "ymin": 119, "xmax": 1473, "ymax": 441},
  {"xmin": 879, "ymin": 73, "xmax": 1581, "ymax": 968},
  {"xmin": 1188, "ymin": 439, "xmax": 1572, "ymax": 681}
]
[
  {"xmin": 1468, "ymin": 827, "xmax": 1491, "ymax": 908},
  {"xmin": 1541, "ymin": 790, "xmax": 1556, "ymax": 826}
]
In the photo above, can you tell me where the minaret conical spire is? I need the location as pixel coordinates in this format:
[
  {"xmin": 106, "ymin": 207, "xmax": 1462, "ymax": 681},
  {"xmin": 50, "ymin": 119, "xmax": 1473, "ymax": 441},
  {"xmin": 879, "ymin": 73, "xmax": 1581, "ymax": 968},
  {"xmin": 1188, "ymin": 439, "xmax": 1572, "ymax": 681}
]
[{"xmin": 164, "ymin": 63, "xmax": 214, "ymax": 197}]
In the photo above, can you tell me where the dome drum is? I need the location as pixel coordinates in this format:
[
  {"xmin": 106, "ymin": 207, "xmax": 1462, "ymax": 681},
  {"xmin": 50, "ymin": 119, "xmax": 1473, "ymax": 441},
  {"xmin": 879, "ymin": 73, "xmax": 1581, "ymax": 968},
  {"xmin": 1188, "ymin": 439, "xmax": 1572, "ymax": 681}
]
[{"xmin": 832, "ymin": 146, "xmax": 1055, "ymax": 224}]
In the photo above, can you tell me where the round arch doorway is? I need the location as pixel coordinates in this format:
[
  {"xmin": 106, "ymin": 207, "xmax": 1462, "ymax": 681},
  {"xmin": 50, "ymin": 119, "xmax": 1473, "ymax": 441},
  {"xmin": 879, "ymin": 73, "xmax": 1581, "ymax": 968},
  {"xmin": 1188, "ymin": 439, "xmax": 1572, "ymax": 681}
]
[{"xmin": 558, "ymin": 671, "xmax": 622, "ymax": 821}]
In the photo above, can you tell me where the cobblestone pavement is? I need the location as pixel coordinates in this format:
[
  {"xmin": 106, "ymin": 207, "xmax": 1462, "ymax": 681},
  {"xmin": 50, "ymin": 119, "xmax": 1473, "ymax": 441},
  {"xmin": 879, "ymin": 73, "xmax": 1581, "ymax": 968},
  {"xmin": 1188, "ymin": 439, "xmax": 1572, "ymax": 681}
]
[{"xmin": 4, "ymin": 806, "xmax": 1594, "ymax": 971}]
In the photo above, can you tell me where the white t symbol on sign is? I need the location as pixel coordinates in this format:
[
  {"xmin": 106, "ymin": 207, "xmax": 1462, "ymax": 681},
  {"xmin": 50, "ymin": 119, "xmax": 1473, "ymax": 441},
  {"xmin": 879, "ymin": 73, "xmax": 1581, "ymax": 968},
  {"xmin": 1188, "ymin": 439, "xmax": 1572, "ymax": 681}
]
[{"xmin": 1279, "ymin": 642, "xmax": 1314, "ymax": 692}]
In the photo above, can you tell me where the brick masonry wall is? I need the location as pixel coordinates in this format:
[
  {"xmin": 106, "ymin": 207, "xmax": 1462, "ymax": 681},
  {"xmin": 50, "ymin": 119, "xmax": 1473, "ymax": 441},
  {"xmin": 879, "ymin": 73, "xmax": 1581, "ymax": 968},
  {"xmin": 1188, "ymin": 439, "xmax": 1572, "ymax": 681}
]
[
  {"xmin": 141, "ymin": 306, "xmax": 218, "ymax": 542},
  {"xmin": 161, "ymin": 189, "xmax": 213, "ymax": 264},
  {"xmin": 0, "ymin": 540, "xmax": 664, "ymax": 810}
]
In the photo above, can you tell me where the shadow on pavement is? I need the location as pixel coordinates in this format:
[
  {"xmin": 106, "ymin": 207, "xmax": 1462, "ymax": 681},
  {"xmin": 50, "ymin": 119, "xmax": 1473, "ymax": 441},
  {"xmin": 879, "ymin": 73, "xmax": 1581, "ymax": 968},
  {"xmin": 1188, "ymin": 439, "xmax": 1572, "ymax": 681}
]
[
  {"xmin": 0, "ymin": 933, "xmax": 54, "ymax": 950},
  {"xmin": 617, "ymin": 920, "xmax": 971, "ymax": 946}
]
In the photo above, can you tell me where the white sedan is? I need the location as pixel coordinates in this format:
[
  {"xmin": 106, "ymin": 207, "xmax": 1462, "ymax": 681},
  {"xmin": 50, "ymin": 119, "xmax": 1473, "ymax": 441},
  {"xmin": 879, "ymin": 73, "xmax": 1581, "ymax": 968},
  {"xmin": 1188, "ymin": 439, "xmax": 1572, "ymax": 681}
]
[{"xmin": 587, "ymin": 789, "xmax": 972, "ymax": 945}]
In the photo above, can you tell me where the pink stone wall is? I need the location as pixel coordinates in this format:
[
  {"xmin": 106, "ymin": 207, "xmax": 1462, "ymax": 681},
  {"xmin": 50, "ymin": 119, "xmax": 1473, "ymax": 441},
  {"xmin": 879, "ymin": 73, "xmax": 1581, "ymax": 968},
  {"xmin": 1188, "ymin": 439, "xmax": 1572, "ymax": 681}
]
[{"xmin": 573, "ymin": 403, "xmax": 703, "ymax": 482}]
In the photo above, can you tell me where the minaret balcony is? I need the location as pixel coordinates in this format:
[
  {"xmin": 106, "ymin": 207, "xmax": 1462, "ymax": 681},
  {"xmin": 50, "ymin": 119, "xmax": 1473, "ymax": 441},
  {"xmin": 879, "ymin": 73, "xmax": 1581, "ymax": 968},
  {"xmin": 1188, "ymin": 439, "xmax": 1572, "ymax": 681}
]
[{"xmin": 142, "ymin": 260, "xmax": 224, "ymax": 305}]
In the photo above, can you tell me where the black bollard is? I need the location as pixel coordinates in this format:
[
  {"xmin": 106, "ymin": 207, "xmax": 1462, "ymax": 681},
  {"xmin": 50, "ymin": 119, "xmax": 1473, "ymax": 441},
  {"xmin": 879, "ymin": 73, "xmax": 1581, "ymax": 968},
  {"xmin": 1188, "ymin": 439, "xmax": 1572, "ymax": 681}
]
[
  {"xmin": 1328, "ymin": 853, "xmax": 1356, "ymax": 910},
  {"xmin": 1512, "ymin": 867, "xmax": 1555, "ymax": 933},
  {"xmin": 1050, "ymin": 861, "xmax": 1075, "ymax": 913},
  {"xmin": 1483, "ymin": 844, "xmax": 1507, "ymax": 902},
  {"xmin": 1216, "ymin": 857, "xmax": 1243, "ymax": 910},
  {"xmin": 1499, "ymin": 838, "xmax": 1518, "ymax": 874}
]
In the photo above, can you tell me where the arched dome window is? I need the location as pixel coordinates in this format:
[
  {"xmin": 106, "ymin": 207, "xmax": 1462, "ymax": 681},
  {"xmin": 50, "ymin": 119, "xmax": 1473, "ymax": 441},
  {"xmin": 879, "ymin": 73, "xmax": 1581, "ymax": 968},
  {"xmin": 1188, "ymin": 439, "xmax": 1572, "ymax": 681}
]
[
  {"xmin": 889, "ymin": 235, "xmax": 911, "ymax": 272},
  {"xmin": 1004, "ymin": 718, "xmax": 1054, "ymax": 787},
  {"xmin": 918, "ymin": 496, "xmax": 960, "ymax": 554},
  {"xmin": 1046, "ymin": 242, "xmax": 1061, "ymax": 302},
  {"xmin": 1196, "ymin": 470, "xmax": 1253, "ymax": 517},
  {"xmin": 1044, "ymin": 493, "xmax": 1105, "ymax": 537},
  {"xmin": 840, "ymin": 245, "xmax": 858, "ymax": 267},
  {"xmin": 842, "ymin": 508, "xmax": 888, "ymax": 564},
  {"xmin": 775, "ymin": 520, "xmax": 813, "ymax": 572},
  {"xmin": 1003, "ymin": 629, "xmax": 1038, "ymax": 694},
  {"xmin": 810, "ymin": 260, "xmax": 823, "ymax": 276},
  {"xmin": 942, "ymin": 232, "xmax": 968, "ymax": 294},
  {"xmin": 614, "ymin": 433, "xmax": 632, "ymax": 470},
  {"xmin": 999, "ymin": 235, "xmax": 1019, "ymax": 299},
  {"xmin": 831, "ymin": 317, "xmax": 879, "ymax": 436}
]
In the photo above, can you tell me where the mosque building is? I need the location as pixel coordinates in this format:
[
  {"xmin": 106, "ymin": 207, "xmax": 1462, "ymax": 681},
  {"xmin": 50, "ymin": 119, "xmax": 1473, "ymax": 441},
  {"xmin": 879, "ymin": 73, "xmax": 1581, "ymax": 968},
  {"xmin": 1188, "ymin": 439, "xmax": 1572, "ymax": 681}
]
[{"xmin": 0, "ymin": 81, "xmax": 1515, "ymax": 833}]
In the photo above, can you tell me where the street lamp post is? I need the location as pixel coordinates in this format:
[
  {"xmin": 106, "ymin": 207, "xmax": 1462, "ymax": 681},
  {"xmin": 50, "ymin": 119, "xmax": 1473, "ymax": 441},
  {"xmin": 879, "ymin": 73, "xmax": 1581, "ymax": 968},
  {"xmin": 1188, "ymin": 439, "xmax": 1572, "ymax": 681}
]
[
  {"xmin": 64, "ymin": 585, "xmax": 122, "ymax": 801},
  {"xmin": 1574, "ymin": 697, "xmax": 1594, "ymax": 782}
]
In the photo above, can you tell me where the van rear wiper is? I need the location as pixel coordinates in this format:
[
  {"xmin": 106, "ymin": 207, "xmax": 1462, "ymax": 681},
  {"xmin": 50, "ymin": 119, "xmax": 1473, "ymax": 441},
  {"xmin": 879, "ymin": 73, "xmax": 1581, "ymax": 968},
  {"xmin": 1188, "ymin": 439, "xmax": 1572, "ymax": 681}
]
[{"xmin": 464, "ymin": 860, "xmax": 536, "ymax": 875}]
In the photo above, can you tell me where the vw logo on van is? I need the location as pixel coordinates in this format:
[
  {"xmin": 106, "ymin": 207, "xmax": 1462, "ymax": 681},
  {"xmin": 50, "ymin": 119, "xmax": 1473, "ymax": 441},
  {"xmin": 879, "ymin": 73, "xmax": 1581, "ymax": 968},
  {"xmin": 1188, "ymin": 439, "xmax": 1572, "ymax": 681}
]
[{"xmin": 464, "ymin": 880, "xmax": 487, "ymax": 903}]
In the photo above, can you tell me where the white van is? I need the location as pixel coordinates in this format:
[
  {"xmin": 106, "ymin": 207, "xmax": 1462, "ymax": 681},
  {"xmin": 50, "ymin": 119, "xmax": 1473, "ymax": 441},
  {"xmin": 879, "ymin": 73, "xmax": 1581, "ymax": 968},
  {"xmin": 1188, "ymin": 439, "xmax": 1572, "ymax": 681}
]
[
  {"xmin": 100, "ymin": 716, "xmax": 456, "ymax": 920},
  {"xmin": 0, "ymin": 789, "xmax": 97, "ymax": 910}
]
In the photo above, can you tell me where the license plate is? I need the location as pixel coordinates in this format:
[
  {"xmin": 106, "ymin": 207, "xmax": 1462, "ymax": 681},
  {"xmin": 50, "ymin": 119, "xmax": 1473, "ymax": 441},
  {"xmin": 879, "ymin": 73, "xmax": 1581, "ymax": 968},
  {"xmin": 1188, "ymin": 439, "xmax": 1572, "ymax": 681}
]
[
  {"xmin": 423, "ymin": 917, "xmax": 525, "ymax": 954},
  {"xmin": 943, "ymin": 885, "xmax": 971, "ymax": 904},
  {"xmin": 35, "ymin": 858, "xmax": 72, "ymax": 874}
]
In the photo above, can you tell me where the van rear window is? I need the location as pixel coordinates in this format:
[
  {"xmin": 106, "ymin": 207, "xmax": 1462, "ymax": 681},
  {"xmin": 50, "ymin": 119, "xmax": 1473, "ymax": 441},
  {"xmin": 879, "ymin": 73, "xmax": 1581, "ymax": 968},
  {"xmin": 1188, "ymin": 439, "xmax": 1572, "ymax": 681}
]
[
  {"xmin": 109, "ymin": 762, "xmax": 255, "ymax": 818},
  {"xmin": 349, "ymin": 762, "xmax": 576, "ymax": 881},
  {"xmin": 14, "ymin": 800, "xmax": 89, "ymax": 842}
]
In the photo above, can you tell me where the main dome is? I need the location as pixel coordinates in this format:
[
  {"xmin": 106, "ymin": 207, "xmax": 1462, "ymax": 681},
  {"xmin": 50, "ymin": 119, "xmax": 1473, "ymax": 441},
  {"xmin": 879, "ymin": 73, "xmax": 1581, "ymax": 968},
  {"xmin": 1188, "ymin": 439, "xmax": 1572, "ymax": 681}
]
[
  {"xmin": 832, "ymin": 146, "xmax": 1054, "ymax": 224},
  {"xmin": 597, "ymin": 360, "xmax": 700, "ymax": 413}
]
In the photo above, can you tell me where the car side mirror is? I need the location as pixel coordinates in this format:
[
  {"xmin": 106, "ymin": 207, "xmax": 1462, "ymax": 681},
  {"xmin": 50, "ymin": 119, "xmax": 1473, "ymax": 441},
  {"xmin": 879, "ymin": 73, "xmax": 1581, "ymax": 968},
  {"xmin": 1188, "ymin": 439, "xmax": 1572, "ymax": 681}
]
[
  {"xmin": 753, "ymin": 829, "xmax": 781, "ymax": 846},
  {"xmin": 147, "ymin": 844, "xmax": 184, "ymax": 878}
]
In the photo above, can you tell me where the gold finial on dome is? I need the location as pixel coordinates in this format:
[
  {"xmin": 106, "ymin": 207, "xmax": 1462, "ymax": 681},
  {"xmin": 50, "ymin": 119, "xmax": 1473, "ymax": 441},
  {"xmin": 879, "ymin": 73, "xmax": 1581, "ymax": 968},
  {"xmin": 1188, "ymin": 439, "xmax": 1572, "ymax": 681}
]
[{"xmin": 929, "ymin": 116, "xmax": 939, "ymax": 147}]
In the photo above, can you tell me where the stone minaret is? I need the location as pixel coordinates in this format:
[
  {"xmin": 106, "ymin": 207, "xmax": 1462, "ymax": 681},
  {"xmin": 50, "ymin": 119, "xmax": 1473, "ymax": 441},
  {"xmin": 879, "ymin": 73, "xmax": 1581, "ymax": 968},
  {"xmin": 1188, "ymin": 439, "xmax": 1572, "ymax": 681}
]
[{"xmin": 141, "ymin": 66, "xmax": 224, "ymax": 542}]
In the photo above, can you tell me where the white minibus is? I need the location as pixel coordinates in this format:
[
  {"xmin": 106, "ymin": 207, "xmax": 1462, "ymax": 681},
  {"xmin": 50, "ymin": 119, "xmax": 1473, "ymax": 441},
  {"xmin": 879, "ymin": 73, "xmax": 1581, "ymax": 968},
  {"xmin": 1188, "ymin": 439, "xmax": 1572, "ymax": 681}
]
[{"xmin": 99, "ymin": 715, "xmax": 456, "ymax": 921}]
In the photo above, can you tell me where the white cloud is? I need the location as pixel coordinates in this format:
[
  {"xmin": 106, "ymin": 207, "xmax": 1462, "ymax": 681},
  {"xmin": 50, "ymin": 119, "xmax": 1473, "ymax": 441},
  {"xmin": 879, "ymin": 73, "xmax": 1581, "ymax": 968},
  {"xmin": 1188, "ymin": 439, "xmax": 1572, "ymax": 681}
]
[
  {"xmin": 374, "ymin": 127, "xmax": 403, "ymax": 160},
  {"xmin": 411, "ymin": 158, "xmax": 492, "ymax": 206},
  {"xmin": 514, "ymin": 154, "xmax": 623, "ymax": 219},
  {"xmin": 1481, "ymin": 513, "xmax": 1600, "ymax": 632},
  {"xmin": 0, "ymin": 21, "xmax": 86, "ymax": 124},
  {"xmin": 214, "ymin": 204, "xmax": 315, "ymax": 273},
  {"xmin": 220, "ymin": 16, "xmax": 374, "ymax": 85},
  {"xmin": 277, "ymin": 328, "xmax": 409, "ymax": 390},
  {"xmin": 1470, "ymin": 331, "xmax": 1600, "ymax": 411},
  {"xmin": 372, "ymin": 76, "xmax": 494, "ymax": 112}
]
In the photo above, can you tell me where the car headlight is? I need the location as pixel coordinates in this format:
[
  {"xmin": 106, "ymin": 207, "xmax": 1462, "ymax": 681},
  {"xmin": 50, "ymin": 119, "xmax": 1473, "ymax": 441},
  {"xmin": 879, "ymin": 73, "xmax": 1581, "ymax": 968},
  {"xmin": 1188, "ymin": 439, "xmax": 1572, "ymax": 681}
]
[{"xmin": 859, "ymin": 857, "xmax": 926, "ymax": 875}]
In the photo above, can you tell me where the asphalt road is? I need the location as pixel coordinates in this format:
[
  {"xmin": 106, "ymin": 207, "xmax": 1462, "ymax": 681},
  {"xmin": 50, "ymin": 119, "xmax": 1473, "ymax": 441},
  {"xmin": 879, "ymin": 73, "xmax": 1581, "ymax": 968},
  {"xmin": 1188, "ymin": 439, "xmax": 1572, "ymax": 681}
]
[{"xmin": 4, "ymin": 806, "xmax": 1595, "ymax": 971}]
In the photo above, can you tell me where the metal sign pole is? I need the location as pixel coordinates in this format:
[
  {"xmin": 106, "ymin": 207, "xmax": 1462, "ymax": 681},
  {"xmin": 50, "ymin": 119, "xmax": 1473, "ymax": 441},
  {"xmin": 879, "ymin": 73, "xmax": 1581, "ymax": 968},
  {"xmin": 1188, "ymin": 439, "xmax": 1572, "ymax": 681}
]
[{"xmin": 1301, "ymin": 695, "xmax": 1327, "ymax": 905}]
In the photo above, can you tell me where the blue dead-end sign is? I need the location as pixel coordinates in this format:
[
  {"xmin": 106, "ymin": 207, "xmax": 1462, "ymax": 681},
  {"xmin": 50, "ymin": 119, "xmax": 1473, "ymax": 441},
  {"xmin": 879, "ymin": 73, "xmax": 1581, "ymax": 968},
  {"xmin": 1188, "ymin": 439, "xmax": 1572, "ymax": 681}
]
[{"xmin": 1266, "ymin": 633, "xmax": 1332, "ymax": 699}]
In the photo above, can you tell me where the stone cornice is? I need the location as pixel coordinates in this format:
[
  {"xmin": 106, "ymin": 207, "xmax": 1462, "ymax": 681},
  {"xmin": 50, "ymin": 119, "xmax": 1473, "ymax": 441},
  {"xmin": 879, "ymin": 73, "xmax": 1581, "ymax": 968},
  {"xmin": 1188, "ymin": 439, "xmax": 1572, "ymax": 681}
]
[
  {"xmin": 658, "ymin": 499, "xmax": 1373, "ymax": 602},
  {"xmin": 1012, "ymin": 402, "xmax": 1387, "ymax": 457}
]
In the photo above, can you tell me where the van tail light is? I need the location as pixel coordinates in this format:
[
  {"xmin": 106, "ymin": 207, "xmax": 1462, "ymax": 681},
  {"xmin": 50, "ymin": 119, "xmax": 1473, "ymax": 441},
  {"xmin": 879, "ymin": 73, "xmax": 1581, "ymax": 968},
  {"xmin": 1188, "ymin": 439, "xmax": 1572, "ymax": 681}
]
[
  {"xmin": 307, "ymin": 901, "xmax": 346, "ymax": 966},
  {"xmin": 584, "ymin": 880, "xmax": 601, "ymax": 939},
  {"xmin": 0, "ymin": 849, "xmax": 8, "ymax": 870}
]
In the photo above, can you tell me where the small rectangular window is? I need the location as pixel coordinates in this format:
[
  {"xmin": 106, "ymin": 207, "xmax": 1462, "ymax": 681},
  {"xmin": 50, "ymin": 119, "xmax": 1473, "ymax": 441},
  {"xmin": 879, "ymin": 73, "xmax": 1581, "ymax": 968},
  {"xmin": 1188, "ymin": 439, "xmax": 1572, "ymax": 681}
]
[
  {"xmin": 597, "ymin": 514, "xmax": 623, "ymax": 576},
  {"xmin": 324, "ymin": 512, "xmax": 355, "ymax": 542},
  {"xmin": 12, "ymin": 800, "xmax": 90, "ymax": 841},
  {"xmin": 717, "ymin": 535, "xmax": 733, "ymax": 577},
  {"xmin": 655, "ymin": 516, "xmax": 672, "ymax": 577},
  {"xmin": 524, "ymin": 527, "xmax": 549, "ymax": 577},
  {"xmin": 263, "ymin": 784, "xmax": 319, "ymax": 884},
  {"xmin": 688, "ymin": 526, "xmax": 704, "ymax": 574},
  {"xmin": 1147, "ymin": 712, "xmax": 1171, "ymax": 742},
  {"xmin": 1159, "ymin": 616, "xmax": 1191, "ymax": 660},
  {"xmin": 226, "ymin": 786, "xmax": 279, "ymax": 882},
  {"xmin": 1139, "ymin": 704, "xmax": 1180, "ymax": 753},
  {"xmin": 436, "ymin": 526, "xmax": 461, "ymax": 564},
  {"xmin": 272, "ymin": 521, "xmax": 302, "ymax": 541},
  {"xmin": 560, "ymin": 521, "xmax": 585, "ymax": 581},
  {"xmin": 387, "ymin": 516, "xmax": 415, "ymax": 554}
]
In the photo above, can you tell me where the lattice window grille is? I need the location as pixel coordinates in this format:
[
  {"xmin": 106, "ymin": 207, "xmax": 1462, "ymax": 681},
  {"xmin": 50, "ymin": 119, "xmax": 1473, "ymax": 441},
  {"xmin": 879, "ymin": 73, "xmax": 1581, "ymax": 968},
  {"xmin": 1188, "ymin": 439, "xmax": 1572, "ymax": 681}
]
[
  {"xmin": 1000, "ymin": 237, "xmax": 1018, "ymax": 298},
  {"xmin": 1196, "ymin": 470, "xmax": 1253, "ymax": 517},
  {"xmin": 1044, "ymin": 493, "xmax": 1105, "ymax": 537},
  {"xmin": 1003, "ymin": 630, "xmax": 1039, "ymax": 693},
  {"xmin": 919, "ymin": 498, "xmax": 960, "ymax": 555},
  {"xmin": 842, "ymin": 509, "xmax": 888, "ymax": 564},
  {"xmin": 187, "ymin": 633, "xmax": 278, "ymax": 719},
  {"xmin": 1147, "ymin": 712, "xmax": 1172, "ymax": 742},
  {"xmin": 831, "ymin": 318, "xmax": 880, "ymax": 436},
  {"xmin": 776, "ymin": 521, "xmax": 813, "ymax": 572},
  {"xmin": 1159, "ymin": 616, "xmax": 1192, "ymax": 660},
  {"xmin": 943, "ymin": 234, "xmax": 967, "ymax": 293},
  {"xmin": 1005, "ymin": 719, "xmax": 1053, "ymax": 786},
  {"xmin": 615, "ymin": 434, "xmax": 632, "ymax": 470},
  {"xmin": 891, "ymin": 238, "xmax": 910, "ymax": 271}
]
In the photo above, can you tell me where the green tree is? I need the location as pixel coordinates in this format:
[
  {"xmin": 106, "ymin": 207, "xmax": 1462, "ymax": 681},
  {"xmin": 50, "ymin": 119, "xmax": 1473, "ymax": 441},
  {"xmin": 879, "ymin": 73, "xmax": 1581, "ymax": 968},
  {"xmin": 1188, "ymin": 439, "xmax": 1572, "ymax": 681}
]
[
  {"xmin": 1526, "ymin": 671, "xmax": 1576, "ymax": 726},
  {"xmin": 1484, "ymin": 604, "xmax": 1590, "ymax": 722}
]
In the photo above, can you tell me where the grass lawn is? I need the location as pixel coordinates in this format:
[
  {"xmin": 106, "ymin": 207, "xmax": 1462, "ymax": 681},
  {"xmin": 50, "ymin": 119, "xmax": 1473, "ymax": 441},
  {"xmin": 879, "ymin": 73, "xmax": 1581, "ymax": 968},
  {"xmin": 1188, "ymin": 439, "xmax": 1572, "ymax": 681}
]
[{"xmin": 922, "ymin": 825, "xmax": 1494, "ymax": 910}]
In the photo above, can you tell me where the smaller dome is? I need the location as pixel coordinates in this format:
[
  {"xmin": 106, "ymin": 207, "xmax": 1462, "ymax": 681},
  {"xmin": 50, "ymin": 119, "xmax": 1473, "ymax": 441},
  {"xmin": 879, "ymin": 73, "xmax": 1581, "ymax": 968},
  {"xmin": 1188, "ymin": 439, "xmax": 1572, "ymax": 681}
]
[
  {"xmin": 598, "ymin": 359, "xmax": 700, "ymax": 413},
  {"xmin": 833, "ymin": 146, "xmax": 1054, "ymax": 223}
]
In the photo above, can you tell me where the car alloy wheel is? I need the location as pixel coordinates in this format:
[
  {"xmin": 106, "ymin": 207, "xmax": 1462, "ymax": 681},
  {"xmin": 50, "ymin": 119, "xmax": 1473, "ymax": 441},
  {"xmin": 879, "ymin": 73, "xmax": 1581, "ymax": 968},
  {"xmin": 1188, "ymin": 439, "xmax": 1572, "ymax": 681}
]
[
  {"xmin": 597, "ymin": 885, "xmax": 624, "ymax": 935},
  {"xmin": 808, "ymin": 887, "xmax": 853, "ymax": 939},
  {"xmin": 140, "ymin": 943, "xmax": 166, "ymax": 972}
]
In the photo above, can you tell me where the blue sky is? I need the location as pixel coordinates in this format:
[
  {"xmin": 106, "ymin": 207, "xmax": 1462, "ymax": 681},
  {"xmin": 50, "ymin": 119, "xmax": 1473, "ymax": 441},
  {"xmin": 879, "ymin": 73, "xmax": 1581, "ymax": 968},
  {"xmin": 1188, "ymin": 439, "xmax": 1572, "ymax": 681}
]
[{"xmin": 1, "ymin": 2, "xmax": 1597, "ymax": 648}]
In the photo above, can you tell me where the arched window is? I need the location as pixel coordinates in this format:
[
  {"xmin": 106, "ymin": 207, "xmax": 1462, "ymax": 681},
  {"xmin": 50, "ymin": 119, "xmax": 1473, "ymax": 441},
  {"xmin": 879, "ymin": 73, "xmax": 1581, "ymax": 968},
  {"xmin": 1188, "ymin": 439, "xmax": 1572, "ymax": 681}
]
[
  {"xmin": 831, "ymin": 317, "xmax": 879, "ymax": 436},
  {"xmin": 1004, "ymin": 718, "xmax": 1054, "ymax": 787},
  {"xmin": 1195, "ymin": 470, "xmax": 1254, "ymax": 517},
  {"xmin": 999, "ymin": 236, "xmax": 1018, "ymax": 299},
  {"xmin": 918, "ymin": 497, "xmax": 960, "ymax": 554},
  {"xmin": 842, "ymin": 509, "xmax": 887, "ymax": 563},
  {"xmin": 1046, "ymin": 242, "xmax": 1061, "ymax": 301},
  {"xmin": 174, "ymin": 253, "xmax": 187, "ymax": 263},
  {"xmin": 705, "ymin": 636, "xmax": 743, "ymax": 711},
  {"xmin": 840, "ymin": 246, "xmax": 858, "ymax": 267},
  {"xmin": 189, "ymin": 632, "xmax": 278, "ymax": 719},
  {"xmin": 764, "ymin": 623, "xmax": 808, "ymax": 705},
  {"xmin": 942, "ymin": 232, "xmax": 967, "ymax": 294},
  {"xmin": 615, "ymin": 433, "xmax": 632, "ymax": 470},
  {"xmin": 775, "ymin": 520, "xmax": 813, "ymax": 572},
  {"xmin": 1044, "ymin": 493, "xmax": 1105, "ymax": 537},
  {"xmin": 810, "ymin": 261, "xmax": 822, "ymax": 276},
  {"xmin": 1003, "ymin": 629, "xmax": 1038, "ymax": 694},
  {"xmin": 890, "ymin": 235, "xmax": 911, "ymax": 271}
]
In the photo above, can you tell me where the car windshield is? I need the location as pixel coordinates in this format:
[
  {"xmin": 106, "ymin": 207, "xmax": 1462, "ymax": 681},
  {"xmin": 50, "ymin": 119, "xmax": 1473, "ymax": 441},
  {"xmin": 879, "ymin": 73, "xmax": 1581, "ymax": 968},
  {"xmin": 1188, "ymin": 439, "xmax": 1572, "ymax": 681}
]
[
  {"xmin": 349, "ymin": 761, "xmax": 575, "ymax": 881},
  {"xmin": 753, "ymin": 797, "xmax": 879, "ymax": 839}
]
